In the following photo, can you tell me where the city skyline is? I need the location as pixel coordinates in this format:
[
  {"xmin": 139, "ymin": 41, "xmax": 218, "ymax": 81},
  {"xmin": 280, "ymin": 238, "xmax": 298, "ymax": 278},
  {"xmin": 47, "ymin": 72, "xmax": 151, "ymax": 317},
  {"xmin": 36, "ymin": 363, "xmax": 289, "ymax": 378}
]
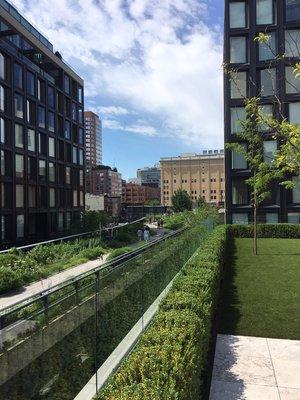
[{"xmin": 9, "ymin": 0, "xmax": 225, "ymax": 179}]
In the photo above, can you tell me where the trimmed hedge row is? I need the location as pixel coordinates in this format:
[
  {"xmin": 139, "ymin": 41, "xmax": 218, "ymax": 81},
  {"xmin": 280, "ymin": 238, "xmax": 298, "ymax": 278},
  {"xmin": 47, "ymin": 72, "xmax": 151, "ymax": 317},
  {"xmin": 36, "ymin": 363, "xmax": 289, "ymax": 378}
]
[
  {"xmin": 229, "ymin": 224, "xmax": 300, "ymax": 238},
  {"xmin": 97, "ymin": 225, "xmax": 228, "ymax": 400}
]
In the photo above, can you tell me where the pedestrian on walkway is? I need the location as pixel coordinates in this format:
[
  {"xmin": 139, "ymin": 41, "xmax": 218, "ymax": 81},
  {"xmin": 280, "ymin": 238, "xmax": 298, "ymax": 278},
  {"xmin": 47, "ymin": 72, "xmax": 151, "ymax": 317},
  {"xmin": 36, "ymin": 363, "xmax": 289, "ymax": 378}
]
[
  {"xmin": 143, "ymin": 226, "xmax": 150, "ymax": 242},
  {"xmin": 137, "ymin": 228, "xmax": 143, "ymax": 241}
]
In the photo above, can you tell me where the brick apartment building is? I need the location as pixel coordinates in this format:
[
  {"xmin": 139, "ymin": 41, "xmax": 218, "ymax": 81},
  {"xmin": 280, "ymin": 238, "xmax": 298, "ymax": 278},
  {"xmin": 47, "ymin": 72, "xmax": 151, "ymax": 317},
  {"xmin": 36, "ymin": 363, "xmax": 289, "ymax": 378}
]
[{"xmin": 122, "ymin": 182, "xmax": 161, "ymax": 205}]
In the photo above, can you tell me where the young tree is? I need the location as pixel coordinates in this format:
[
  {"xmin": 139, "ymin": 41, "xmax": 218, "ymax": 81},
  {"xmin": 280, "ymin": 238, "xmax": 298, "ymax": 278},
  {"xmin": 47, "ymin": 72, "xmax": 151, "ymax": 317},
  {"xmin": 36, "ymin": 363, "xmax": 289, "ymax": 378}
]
[{"xmin": 171, "ymin": 189, "xmax": 193, "ymax": 212}]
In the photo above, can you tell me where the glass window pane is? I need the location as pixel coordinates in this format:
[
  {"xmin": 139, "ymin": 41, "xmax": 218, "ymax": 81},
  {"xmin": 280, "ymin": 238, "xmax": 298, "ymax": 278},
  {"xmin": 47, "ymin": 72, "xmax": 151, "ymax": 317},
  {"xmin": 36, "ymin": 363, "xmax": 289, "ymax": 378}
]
[
  {"xmin": 230, "ymin": 36, "xmax": 246, "ymax": 63},
  {"xmin": 285, "ymin": 30, "xmax": 300, "ymax": 58},
  {"xmin": 0, "ymin": 53, "xmax": 5, "ymax": 80},
  {"xmin": 39, "ymin": 159, "xmax": 46, "ymax": 179},
  {"xmin": 259, "ymin": 31, "xmax": 276, "ymax": 61},
  {"xmin": 232, "ymin": 145, "xmax": 247, "ymax": 169},
  {"xmin": 263, "ymin": 140, "xmax": 277, "ymax": 164},
  {"xmin": 14, "ymin": 63, "xmax": 23, "ymax": 89},
  {"xmin": 16, "ymin": 214, "xmax": 24, "ymax": 238},
  {"xmin": 73, "ymin": 146, "xmax": 77, "ymax": 164},
  {"xmin": 232, "ymin": 179, "xmax": 249, "ymax": 204},
  {"xmin": 65, "ymin": 120, "xmax": 71, "ymax": 139},
  {"xmin": 28, "ymin": 129, "xmax": 35, "ymax": 151},
  {"xmin": 49, "ymin": 162, "xmax": 55, "ymax": 182},
  {"xmin": 15, "ymin": 154, "xmax": 24, "ymax": 178},
  {"xmin": 286, "ymin": 66, "xmax": 300, "ymax": 94},
  {"xmin": 292, "ymin": 176, "xmax": 300, "ymax": 203},
  {"xmin": 49, "ymin": 188, "xmax": 55, "ymax": 207},
  {"xmin": 286, "ymin": 0, "xmax": 300, "ymax": 22},
  {"xmin": 259, "ymin": 104, "xmax": 273, "ymax": 131},
  {"xmin": 266, "ymin": 213, "xmax": 278, "ymax": 223},
  {"xmin": 232, "ymin": 213, "xmax": 249, "ymax": 224},
  {"xmin": 15, "ymin": 123, "xmax": 24, "ymax": 148},
  {"xmin": 260, "ymin": 68, "xmax": 276, "ymax": 96},
  {"xmin": 0, "ymin": 85, "xmax": 5, "ymax": 111},
  {"xmin": 287, "ymin": 212, "xmax": 300, "ymax": 223},
  {"xmin": 16, "ymin": 184, "xmax": 24, "ymax": 207},
  {"xmin": 257, "ymin": 0, "xmax": 274, "ymax": 25},
  {"xmin": 230, "ymin": 107, "xmax": 246, "ymax": 133},
  {"xmin": 230, "ymin": 71, "xmax": 247, "ymax": 98},
  {"xmin": 73, "ymin": 190, "xmax": 78, "ymax": 207},
  {"xmin": 49, "ymin": 137, "xmax": 55, "ymax": 157},
  {"xmin": 48, "ymin": 86, "xmax": 55, "ymax": 108},
  {"xmin": 0, "ymin": 117, "xmax": 6, "ymax": 143},
  {"xmin": 289, "ymin": 102, "xmax": 300, "ymax": 124},
  {"xmin": 27, "ymin": 71, "xmax": 35, "ymax": 96},
  {"xmin": 14, "ymin": 93, "xmax": 24, "ymax": 118},
  {"xmin": 230, "ymin": 2, "xmax": 246, "ymax": 28},
  {"xmin": 28, "ymin": 186, "xmax": 36, "ymax": 207},
  {"xmin": 48, "ymin": 111, "xmax": 55, "ymax": 132},
  {"xmin": 38, "ymin": 106, "xmax": 45, "ymax": 128}
]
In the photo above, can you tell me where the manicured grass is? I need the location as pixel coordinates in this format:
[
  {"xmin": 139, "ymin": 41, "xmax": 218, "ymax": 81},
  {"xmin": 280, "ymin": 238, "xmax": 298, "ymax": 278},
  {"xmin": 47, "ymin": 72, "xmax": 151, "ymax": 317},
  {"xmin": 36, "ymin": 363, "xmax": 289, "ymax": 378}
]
[{"xmin": 219, "ymin": 238, "xmax": 300, "ymax": 339}]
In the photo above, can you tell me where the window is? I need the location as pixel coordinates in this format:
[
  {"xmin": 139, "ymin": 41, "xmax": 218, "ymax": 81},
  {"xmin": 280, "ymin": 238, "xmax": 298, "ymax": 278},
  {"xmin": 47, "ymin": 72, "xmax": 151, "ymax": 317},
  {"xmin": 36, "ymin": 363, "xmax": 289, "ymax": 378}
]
[
  {"xmin": 38, "ymin": 106, "xmax": 45, "ymax": 128},
  {"xmin": 39, "ymin": 133, "xmax": 47, "ymax": 156},
  {"xmin": 258, "ymin": 31, "xmax": 276, "ymax": 61},
  {"xmin": 14, "ymin": 63, "xmax": 23, "ymax": 89},
  {"xmin": 232, "ymin": 145, "xmax": 247, "ymax": 169},
  {"xmin": 58, "ymin": 213, "xmax": 64, "ymax": 231},
  {"xmin": 15, "ymin": 154, "xmax": 24, "ymax": 178},
  {"xmin": 230, "ymin": 71, "xmax": 247, "ymax": 98},
  {"xmin": 286, "ymin": 66, "xmax": 300, "ymax": 94},
  {"xmin": 73, "ymin": 190, "xmax": 78, "ymax": 207},
  {"xmin": 230, "ymin": 36, "xmax": 246, "ymax": 63},
  {"xmin": 266, "ymin": 213, "xmax": 278, "ymax": 223},
  {"xmin": 260, "ymin": 68, "xmax": 276, "ymax": 96},
  {"xmin": 48, "ymin": 111, "xmax": 55, "ymax": 132},
  {"xmin": 256, "ymin": 0, "xmax": 274, "ymax": 25},
  {"xmin": 49, "ymin": 162, "xmax": 55, "ymax": 182},
  {"xmin": 263, "ymin": 140, "xmax": 277, "ymax": 164},
  {"xmin": 66, "ymin": 212, "xmax": 71, "ymax": 229},
  {"xmin": 66, "ymin": 166, "xmax": 71, "ymax": 184},
  {"xmin": 258, "ymin": 104, "xmax": 273, "ymax": 131},
  {"xmin": 26, "ymin": 99, "xmax": 35, "ymax": 125},
  {"xmin": 292, "ymin": 176, "xmax": 300, "ymax": 203},
  {"xmin": 16, "ymin": 184, "xmax": 24, "ymax": 208},
  {"xmin": 80, "ymin": 191, "xmax": 84, "ymax": 206},
  {"xmin": 0, "ymin": 85, "xmax": 5, "ymax": 111},
  {"xmin": 0, "ymin": 53, "xmax": 5, "ymax": 80},
  {"xmin": 16, "ymin": 215, "xmax": 24, "ymax": 238},
  {"xmin": 64, "ymin": 75, "xmax": 70, "ymax": 94},
  {"xmin": 28, "ymin": 129, "xmax": 35, "ymax": 152},
  {"xmin": 286, "ymin": 0, "xmax": 300, "ymax": 22},
  {"xmin": 28, "ymin": 157, "xmax": 36, "ymax": 180},
  {"xmin": 72, "ymin": 102, "xmax": 77, "ymax": 121},
  {"xmin": 288, "ymin": 212, "xmax": 300, "ymax": 223},
  {"xmin": 15, "ymin": 123, "xmax": 24, "ymax": 148},
  {"xmin": 14, "ymin": 93, "xmax": 24, "ymax": 118},
  {"xmin": 39, "ymin": 159, "xmax": 46, "ymax": 180},
  {"xmin": 78, "ymin": 108, "xmax": 83, "ymax": 124},
  {"xmin": 65, "ymin": 120, "xmax": 71, "ymax": 139},
  {"xmin": 232, "ymin": 179, "xmax": 249, "ymax": 204},
  {"xmin": 285, "ymin": 30, "xmax": 300, "ymax": 58},
  {"xmin": 38, "ymin": 79, "xmax": 45, "ymax": 102},
  {"xmin": 0, "ymin": 117, "xmax": 6, "ymax": 143},
  {"xmin": 73, "ymin": 146, "xmax": 77, "ymax": 164},
  {"xmin": 28, "ymin": 186, "xmax": 36, "ymax": 207},
  {"xmin": 79, "ymin": 149, "xmax": 84, "ymax": 165},
  {"xmin": 229, "ymin": 2, "xmax": 246, "ymax": 28},
  {"xmin": 78, "ymin": 128, "xmax": 84, "ymax": 145},
  {"xmin": 78, "ymin": 86, "xmax": 83, "ymax": 103},
  {"xmin": 232, "ymin": 213, "xmax": 249, "ymax": 224},
  {"xmin": 79, "ymin": 169, "xmax": 84, "ymax": 186},
  {"xmin": 49, "ymin": 188, "xmax": 55, "ymax": 208},
  {"xmin": 48, "ymin": 86, "xmax": 55, "ymax": 108},
  {"xmin": 289, "ymin": 102, "xmax": 300, "ymax": 124},
  {"xmin": 49, "ymin": 137, "xmax": 55, "ymax": 157},
  {"xmin": 230, "ymin": 106, "xmax": 246, "ymax": 133},
  {"xmin": 27, "ymin": 71, "xmax": 35, "ymax": 96}
]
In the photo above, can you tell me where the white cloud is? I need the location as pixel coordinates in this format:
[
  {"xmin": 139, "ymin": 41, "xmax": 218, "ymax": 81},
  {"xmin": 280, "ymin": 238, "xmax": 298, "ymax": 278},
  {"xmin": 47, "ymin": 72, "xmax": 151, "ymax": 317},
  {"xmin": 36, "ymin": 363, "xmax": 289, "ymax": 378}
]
[
  {"xmin": 11, "ymin": 0, "xmax": 223, "ymax": 148},
  {"xmin": 103, "ymin": 119, "xmax": 158, "ymax": 136}
]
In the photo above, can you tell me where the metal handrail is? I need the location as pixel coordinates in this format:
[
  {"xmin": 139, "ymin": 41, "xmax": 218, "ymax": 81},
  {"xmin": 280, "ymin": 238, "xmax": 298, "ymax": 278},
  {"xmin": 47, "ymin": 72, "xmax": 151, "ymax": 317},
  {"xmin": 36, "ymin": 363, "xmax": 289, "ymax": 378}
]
[{"xmin": 0, "ymin": 227, "xmax": 186, "ymax": 320}]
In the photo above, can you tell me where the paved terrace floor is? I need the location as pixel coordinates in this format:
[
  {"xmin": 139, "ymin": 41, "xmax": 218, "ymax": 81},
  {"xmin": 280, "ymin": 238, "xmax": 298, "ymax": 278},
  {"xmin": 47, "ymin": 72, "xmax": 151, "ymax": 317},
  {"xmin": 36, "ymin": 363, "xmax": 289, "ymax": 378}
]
[{"xmin": 209, "ymin": 334, "xmax": 300, "ymax": 400}]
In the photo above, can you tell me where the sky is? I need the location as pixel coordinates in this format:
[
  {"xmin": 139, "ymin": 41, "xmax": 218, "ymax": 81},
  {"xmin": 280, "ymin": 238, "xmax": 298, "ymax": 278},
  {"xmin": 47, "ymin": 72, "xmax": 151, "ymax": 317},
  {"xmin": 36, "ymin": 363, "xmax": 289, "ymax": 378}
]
[{"xmin": 11, "ymin": 0, "xmax": 225, "ymax": 179}]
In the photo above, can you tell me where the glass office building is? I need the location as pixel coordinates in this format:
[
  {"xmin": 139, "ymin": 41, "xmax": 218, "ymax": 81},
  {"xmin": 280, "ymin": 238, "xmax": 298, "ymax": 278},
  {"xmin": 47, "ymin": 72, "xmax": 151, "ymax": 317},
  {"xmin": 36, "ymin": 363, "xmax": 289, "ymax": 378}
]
[
  {"xmin": 0, "ymin": 1, "xmax": 85, "ymax": 247},
  {"xmin": 224, "ymin": 0, "xmax": 300, "ymax": 224}
]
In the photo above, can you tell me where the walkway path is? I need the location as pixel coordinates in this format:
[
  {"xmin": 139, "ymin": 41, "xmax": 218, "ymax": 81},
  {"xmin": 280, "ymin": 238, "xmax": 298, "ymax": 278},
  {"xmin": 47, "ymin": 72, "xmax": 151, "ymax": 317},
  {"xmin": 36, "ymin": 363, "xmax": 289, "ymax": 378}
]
[
  {"xmin": 0, "ymin": 254, "xmax": 109, "ymax": 310},
  {"xmin": 209, "ymin": 334, "xmax": 300, "ymax": 400}
]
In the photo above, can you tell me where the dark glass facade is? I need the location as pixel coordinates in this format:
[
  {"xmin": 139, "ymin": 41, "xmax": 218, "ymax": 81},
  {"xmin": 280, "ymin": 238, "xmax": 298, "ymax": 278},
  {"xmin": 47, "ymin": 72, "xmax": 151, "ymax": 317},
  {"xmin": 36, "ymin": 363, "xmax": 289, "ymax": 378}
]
[
  {"xmin": 224, "ymin": 0, "xmax": 300, "ymax": 224},
  {"xmin": 0, "ymin": 4, "xmax": 85, "ymax": 247}
]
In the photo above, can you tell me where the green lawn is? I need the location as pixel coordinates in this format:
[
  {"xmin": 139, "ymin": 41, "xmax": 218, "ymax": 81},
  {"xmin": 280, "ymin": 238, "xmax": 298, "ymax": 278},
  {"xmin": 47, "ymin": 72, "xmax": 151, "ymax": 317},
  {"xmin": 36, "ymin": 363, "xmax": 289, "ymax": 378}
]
[{"xmin": 218, "ymin": 238, "xmax": 300, "ymax": 339}]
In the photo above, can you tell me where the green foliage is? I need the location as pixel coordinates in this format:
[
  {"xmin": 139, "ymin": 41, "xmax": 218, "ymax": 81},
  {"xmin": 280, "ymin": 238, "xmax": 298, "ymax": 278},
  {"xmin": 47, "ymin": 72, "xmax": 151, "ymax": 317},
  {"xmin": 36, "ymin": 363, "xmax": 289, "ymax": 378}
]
[
  {"xmin": 228, "ymin": 224, "xmax": 300, "ymax": 238},
  {"xmin": 171, "ymin": 189, "xmax": 193, "ymax": 212},
  {"xmin": 98, "ymin": 226, "xmax": 227, "ymax": 400},
  {"xmin": 71, "ymin": 210, "xmax": 113, "ymax": 233},
  {"xmin": 0, "ymin": 266, "xmax": 22, "ymax": 294},
  {"xmin": 107, "ymin": 247, "xmax": 132, "ymax": 260}
]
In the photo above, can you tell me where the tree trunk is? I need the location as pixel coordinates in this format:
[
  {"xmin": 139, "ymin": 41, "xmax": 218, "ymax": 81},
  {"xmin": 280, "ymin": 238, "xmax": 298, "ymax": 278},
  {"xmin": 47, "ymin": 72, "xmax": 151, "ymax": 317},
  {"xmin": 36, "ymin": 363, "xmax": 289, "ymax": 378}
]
[{"xmin": 253, "ymin": 203, "xmax": 258, "ymax": 255}]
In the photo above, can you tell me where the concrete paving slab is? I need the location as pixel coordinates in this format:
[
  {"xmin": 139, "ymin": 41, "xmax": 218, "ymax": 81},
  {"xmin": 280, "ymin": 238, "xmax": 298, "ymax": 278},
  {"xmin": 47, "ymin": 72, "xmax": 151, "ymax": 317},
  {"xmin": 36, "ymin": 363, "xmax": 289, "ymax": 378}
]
[
  {"xmin": 267, "ymin": 338, "xmax": 300, "ymax": 361},
  {"xmin": 272, "ymin": 359, "xmax": 300, "ymax": 389},
  {"xmin": 279, "ymin": 387, "xmax": 300, "ymax": 400},
  {"xmin": 210, "ymin": 380, "xmax": 280, "ymax": 400}
]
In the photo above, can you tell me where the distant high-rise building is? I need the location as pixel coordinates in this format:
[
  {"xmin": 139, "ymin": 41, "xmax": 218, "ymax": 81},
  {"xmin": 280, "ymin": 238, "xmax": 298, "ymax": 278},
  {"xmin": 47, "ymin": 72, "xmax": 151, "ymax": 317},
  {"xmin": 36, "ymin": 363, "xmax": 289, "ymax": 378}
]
[
  {"xmin": 160, "ymin": 151, "xmax": 225, "ymax": 207},
  {"xmin": 86, "ymin": 165, "xmax": 122, "ymax": 197},
  {"xmin": 137, "ymin": 165, "xmax": 161, "ymax": 187},
  {"xmin": 84, "ymin": 111, "xmax": 102, "ymax": 168},
  {"xmin": 224, "ymin": 0, "xmax": 300, "ymax": 224},
  {"xmin": 0, "ymin": 0, "xmax": 85, "ymax": 247}
]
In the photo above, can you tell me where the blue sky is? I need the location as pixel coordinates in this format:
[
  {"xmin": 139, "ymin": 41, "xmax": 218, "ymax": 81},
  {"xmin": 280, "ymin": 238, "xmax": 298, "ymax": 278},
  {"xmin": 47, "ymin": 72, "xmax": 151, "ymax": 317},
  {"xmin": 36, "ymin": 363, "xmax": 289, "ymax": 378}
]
[{"xmin": 12, "ymin": 0, "xmax": 225, "ymax": 179}]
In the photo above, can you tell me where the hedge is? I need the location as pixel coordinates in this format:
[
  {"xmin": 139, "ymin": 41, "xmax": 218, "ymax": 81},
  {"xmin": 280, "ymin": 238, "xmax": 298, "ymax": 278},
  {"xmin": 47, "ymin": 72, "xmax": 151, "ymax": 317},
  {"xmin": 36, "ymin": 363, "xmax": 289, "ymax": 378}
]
[
  {"xmin": 229, "ymin": 224, "xmax": 300, "ymax": 238},
  {"xmin": 97, "ymin": 225, "xmax": 228, "ymax": 400}
]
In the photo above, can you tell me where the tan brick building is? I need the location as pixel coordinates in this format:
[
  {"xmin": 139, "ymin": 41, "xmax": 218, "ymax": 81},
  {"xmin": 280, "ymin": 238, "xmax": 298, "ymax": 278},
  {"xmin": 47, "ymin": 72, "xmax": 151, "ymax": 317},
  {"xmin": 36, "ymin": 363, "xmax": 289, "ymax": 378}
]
[
  {"xmin": 160, "ymin": 151, "xmax": 225, "ymax": 207},
  {"xmin": 122, "ymin": 182, "xmax": 161, "ymax": 205}
]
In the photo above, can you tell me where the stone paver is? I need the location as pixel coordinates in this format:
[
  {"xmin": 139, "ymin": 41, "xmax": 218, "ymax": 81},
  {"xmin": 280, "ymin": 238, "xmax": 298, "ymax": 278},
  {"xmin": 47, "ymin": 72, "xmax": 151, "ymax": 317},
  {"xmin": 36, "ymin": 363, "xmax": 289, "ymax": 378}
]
[{"xmin": 209, "ymin": 334, "xmax": 300, "ymax": 400}]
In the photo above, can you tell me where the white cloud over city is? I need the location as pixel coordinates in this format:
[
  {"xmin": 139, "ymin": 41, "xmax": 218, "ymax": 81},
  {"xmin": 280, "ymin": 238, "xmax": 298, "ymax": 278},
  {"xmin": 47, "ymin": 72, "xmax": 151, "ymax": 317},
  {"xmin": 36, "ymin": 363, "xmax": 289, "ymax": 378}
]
[{"xmin": 11, "ymin": 0, "xmax": 223, "ymax": 147}]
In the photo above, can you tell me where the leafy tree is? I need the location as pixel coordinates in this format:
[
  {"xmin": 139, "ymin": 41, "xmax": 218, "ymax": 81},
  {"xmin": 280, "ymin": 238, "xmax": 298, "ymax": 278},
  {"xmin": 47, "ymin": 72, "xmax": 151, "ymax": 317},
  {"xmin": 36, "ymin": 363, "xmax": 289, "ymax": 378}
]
[
  {"xmin": 197, "ymin": 196, "xmax": 206, "ymax": 208},
  {"xmin": 171, "ymin": 189, "xmax": 193, "ymax": 212}
]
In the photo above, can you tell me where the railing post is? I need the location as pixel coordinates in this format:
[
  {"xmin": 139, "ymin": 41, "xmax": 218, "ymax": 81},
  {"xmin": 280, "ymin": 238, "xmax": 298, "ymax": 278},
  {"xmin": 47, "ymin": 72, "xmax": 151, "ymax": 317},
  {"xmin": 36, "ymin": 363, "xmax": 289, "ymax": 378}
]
[
  {"xmin": 43, "ymin": 295, "xmax": 49, "ymax": 324},
  {"xmin": 74, "ymin": 281, "xmax": 80, "ymax": 305}
]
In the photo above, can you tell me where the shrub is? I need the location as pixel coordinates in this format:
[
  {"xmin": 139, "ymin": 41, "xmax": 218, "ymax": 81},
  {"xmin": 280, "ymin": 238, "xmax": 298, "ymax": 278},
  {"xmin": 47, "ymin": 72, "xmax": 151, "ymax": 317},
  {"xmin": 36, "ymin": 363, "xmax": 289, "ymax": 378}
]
[
  {"xmin": 107, "ymin": 247, "xmax": 132, "ymax": 260},
  {"xmin": 229, "ymin": 224, "xmax": 300, "ymax": 238},
  {"xmin": 98, "ymin": 225, "xmax": 227, "ymax": 400},
  {"xmin": 0, "ymin": 267, "xmax": 21, "ymax": 294}
]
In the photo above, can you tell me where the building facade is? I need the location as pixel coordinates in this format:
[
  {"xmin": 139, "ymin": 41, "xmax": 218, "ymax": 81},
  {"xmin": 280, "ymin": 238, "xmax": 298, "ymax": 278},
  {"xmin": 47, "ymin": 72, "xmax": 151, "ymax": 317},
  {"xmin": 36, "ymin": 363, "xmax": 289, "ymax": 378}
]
[
  {"xmin": 137, "ymin": 165, "xmax": 161, "ymax": 187},
  {"xmin": 86, "ymin": 165, "xmax": 122, "ymax": 197},
  {"xmin": 84, "ymin": 110, "xmax": 102, "ymax": 193},
  {"xmin": 0, "ymin": 1, "xmax": 85, "ymax": 248},
  {"xmin": 160, "ymin": 151, "xmax": 225, "ymax": 207},
  {"xmin": 85, "ymin": 193, "xmax": 121, "ymax": 218},
  {"xmin": 122, "ymin": 182, "xmax": 161, "ymax": 205},
  {"xmin": 224, "ymin": 0, "xmax": 300, "ymax": 224}
]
